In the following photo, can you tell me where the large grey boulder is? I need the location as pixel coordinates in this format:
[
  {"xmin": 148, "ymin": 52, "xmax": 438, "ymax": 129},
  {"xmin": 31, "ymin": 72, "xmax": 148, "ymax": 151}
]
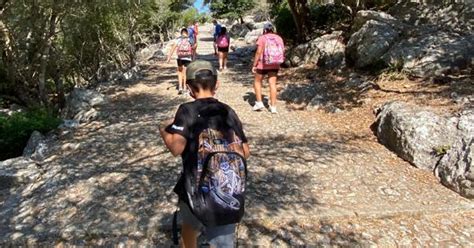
[
  {"xmin": 375, "ymin": 102, "xmax": 474, "ymax": 198},
  {"xmin": 346, "ymin": 20, "xmax": 400, "ymax": 68},
  {"xmin": 312, "ymin": 32, "xmax": 346, "ymax": 68},
  {"xmin": 63, "ymin": 88, "xmax": 105, "ymax": 123},
  {"xmin": 374, "ymin": 101, "xmax": 458, "ymax": 170},
  {"xmin": 383, "ymin": 32, "xmax": 474, "ymax": 77},
  {"xmin": 0, "ymin": 157, "xmax": 40, "ymax": 190},
  {"xmin": 230, "ymin": 23, "xmax": 251, "ymax": 38},
  {"xmin": 247, "ymin": 22, "xmax": 266, "ymax": 30},
  {"xmin": 352, "ymin": 10, "xmax": 403, "ymax": 33},
  {"xmin": 285, "ymin": 32, "xmax": 345, "ymax": 68},
  {"xmin": 234, "ymin": 46, "xmax": 256, "ymax": 58},
  {"xmin": 388, "ymin": 2, "xmax": 473, "ymax": 35},
  {"xmin": 435, "ymin": 109, "xmax": 474, "ymax": 198},
  {"xmin": 286, "ymin": 42, "xmax": 322, "ymax": 67},
  {"xmin": 244, "ymin": 29, "xmax": 263, "ymax": 44},
  {"xmin": 22, "ymin": 131, "xmax": 48, "ymax": 161},
  {"xmin": 138, "ymin": 44, "xmax": 163, "ymax": 61},
  {"xmin": 120, "ymin": 66, "xmax": 142, "ymax": 82},
  {"xmin": 436, "ymin": 138, "xmax": 474, "ymax": 199}
]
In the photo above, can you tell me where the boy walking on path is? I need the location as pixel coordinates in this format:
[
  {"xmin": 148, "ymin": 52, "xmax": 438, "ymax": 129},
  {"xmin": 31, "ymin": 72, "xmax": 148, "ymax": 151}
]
[
  {"xmin": 251, "ymin": 23, "xmax": 285, "ymax": 114},
  {"xmin": 159, "ymin": 60, "xmax": 250, "ymax": 248},
  {"xmin": 167, "ymin": 28, "xmax": 193, "ymax": 95}
]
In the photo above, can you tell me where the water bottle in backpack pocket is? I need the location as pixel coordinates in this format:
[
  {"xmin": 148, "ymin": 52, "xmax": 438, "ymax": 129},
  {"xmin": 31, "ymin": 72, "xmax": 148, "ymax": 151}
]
[
  {"xmin": 185, "ymin": 128, "xmax": 247, "ymax": 227},
  {"xmin": 263, "ymin": 35, "xmax": 285, "ymax": 65}
]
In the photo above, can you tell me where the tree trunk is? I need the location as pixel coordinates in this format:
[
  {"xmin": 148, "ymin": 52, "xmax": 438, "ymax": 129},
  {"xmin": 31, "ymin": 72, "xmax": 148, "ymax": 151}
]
[
  {"xmin": 38, "ymin": 9, "xmax": 58, "ymax": 106},
  {"xmin": 0, "ymin": 20, "xmax": 15, "ymax": 85},
  {"xmin": 128, "ymin": 7, "xmax": 137, "ymax": 68},
  {"xmin": 287, "ymin": 0, "xmax": 310, "ymax": 42},
  {"xmin": 0, "ymin": 1, "xmax": 16, "ymax": 86},
  {"xmin": 54, "ymin": 76, "xmax": 65, "ymax": 109}
]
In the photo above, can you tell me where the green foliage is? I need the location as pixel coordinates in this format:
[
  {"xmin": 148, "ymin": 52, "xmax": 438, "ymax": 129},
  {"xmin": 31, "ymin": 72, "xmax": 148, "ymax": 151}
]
[
  {"xmin": 269, "ymin": 0, "xmax": 399, "ymax": 43},
  {"xmin": 180, "ymin": 7, "xmax": 201, "ymax": 27},
  {"xmin": 308, "ymin": 3, "xmax": 351, "ymax": 29},
  {"xmin": 0, "ymin": 109, "xmax": 61, "ymax": 160},
  {"xmin": 434, "ymin": 145, "xmax": 451, "ymax": 157},
  {"xmin": 272, "ymin": 2, "xmax": 298, "ymax": 43},
  {"xmin": 0, "ymin": 0, "xmax": 193, "ymax": 108},
  {"xmin": 209, "ymin": 0, "xmax": 254, "ymax": 21}
]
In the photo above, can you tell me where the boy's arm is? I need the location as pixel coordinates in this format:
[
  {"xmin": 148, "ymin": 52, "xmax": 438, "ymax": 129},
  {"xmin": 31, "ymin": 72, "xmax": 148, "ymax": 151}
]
[
  {"xmin": 159, "ymin": 119, "xmax": 187, "ymax": 157},
  {"xmin": 242, "ymin": 143, "xmax": 250, "ymax": 159}
]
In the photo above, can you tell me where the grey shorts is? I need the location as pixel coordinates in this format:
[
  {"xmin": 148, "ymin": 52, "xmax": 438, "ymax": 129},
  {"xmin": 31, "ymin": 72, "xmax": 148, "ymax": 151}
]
[{"xmin": 179, "ymin": 201, "xmax": 236, "ymax": 247}]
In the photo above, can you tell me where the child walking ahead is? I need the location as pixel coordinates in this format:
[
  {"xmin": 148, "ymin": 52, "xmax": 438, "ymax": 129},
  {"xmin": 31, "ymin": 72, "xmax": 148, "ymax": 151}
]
[
  {"xmin": 167, "ymin": 28, "xmax": 193, "ymax": 95},
  {"xmin": 216, "ymin": 27, "xmax": 230, "ymax": 71},
  {"xmin": 159, "ymin": 60, "xmax": 250, "ymax": 248}
]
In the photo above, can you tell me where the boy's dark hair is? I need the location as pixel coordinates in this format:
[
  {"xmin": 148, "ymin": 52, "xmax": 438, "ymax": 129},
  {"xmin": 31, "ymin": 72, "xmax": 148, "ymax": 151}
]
[
  {"xmin": 187, "ymin": 70, "xmax": 217, "ymax": 92},
  {"xmin": 181, "ymin": 28, "xmax": 188, "ymax": 35},
  {"xmin": 220, "ymin": 27, "xmax": 227, "ymax": 36}
]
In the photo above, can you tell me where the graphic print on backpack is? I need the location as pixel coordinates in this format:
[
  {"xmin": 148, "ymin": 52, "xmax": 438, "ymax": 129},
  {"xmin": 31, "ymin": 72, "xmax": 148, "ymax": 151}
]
[
  {"xmin": 187, "ymin": 128, "xmax": 247, "ymax": 226},
  {"xmin": 177, "ymin": 38, "xmax": 192, "ymax": 58},
  {"xmin": 216, "ymin": 35, "xmax": 229, "ymax": 48},
  {"xmin": 263, "ymin": 35, "xmax": 285, "ymax": 65}
]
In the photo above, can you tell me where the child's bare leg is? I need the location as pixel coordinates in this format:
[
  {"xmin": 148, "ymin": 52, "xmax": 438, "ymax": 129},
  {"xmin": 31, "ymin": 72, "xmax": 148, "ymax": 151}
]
[
  {"xmin": 182, "ymin": 66, "xmax": 187, "ymax": 90},
  {"xmin": 177, "ymin": 65, "xmax": 184, "ymax": 90},
  {"xmin": 180, "ymin": 223, "xmax": 198, "ymax": 248},
  {"xmin": 254, "ymin": 73, "xmax": 264, "ymax": 102},
  {"xmin": 218, "ymin": 52, "xmax": 224, "ymax": 70},
  {"xmin": 223, "ymin": 52, "xmax": 228, "ymax": 69},
  {"xmin": 268, "ymin": 72, "xmax": 278, "ymax": 106}
]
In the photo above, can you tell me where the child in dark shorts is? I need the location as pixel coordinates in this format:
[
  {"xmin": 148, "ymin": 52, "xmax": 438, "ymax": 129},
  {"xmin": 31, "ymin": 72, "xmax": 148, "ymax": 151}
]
[
  {"xmin": 251, "ymin": 23, "xmax": 284, "ymax": 114},
  {"xmin": 216, "ymin": 27, "xmax": 230, "ymax": 71},
  {"xmin": 167, "ymin": 28, "xmax": 193, "ymax": 95},
  {"xmin": 159, "ymin": 60, "xmax": 250, "ymax": 248}
]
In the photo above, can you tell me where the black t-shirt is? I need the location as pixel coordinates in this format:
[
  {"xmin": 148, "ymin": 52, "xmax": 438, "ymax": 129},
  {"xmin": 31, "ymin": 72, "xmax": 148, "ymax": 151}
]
[{"xmin": 165, "ymin": 98, "xmax": 248, "ymax": 200}]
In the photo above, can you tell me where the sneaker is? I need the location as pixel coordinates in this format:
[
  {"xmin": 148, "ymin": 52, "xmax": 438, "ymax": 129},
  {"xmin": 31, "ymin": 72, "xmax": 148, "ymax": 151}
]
[
  {"xmin": 269, "ymin": 106, "xmax": 278, "ymax": 114},
  {"xmin": 178, "ymin": 89, "xmax": 183, "ymax": 95},
  {"xmin": 252, "ymin": 102, "xmax": 265, "ymax": 111}
]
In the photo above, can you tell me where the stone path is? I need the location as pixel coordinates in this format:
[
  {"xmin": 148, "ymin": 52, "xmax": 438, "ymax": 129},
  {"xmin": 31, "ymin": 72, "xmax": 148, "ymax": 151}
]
[{"xmin": 1, "ymin": 25, "xmax": 473, "ymax": 247}]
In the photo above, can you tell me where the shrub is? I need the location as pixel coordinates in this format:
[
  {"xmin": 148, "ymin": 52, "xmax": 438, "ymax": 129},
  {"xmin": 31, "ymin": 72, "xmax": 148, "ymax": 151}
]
[
  {"xmin": 272, "ymin": 3, "xmax": 298, "ymax": 44},
  {"xmin": 0, "ymin": 108, "xmax": 61, "ymax": 160},
  {"xmin": 309, "ymin": 4, "xmax": 352, "ymax": 31}
]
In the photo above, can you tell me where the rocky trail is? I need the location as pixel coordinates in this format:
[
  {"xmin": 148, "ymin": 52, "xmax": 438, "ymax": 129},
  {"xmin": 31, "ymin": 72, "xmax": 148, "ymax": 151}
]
[{"xmin": 1, "ymin": 25, "xmax": 473, "ymax": 247}]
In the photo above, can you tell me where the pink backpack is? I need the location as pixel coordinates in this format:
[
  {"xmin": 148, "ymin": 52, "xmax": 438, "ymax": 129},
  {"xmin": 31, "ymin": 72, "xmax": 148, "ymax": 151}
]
[
  {"xmin": 177, "ymin": 38, "xmax": 192, "ymax": 58},
  {"xmin": 216, "ymin": 35, "xmax": 229, "ymax": 48},
  {"xmin": 263, "ymin": 34, "xmax": 285, "ymax": 65}
]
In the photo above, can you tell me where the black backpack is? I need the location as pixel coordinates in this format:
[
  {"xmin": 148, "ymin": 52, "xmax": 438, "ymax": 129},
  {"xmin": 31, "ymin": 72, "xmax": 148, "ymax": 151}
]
[{"xmin": 184, "ymin": 112, "xmax": 247, "ymax": 227}]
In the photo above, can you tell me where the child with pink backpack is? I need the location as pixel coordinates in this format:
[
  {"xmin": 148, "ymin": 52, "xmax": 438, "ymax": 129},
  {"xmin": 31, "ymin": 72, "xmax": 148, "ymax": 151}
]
[
  {"xmin": 251, "ymin": 23, "xmax": 285, "ymax": 114},
  {"xmin": 216, "ymin": 27, "xmax": 230, "ymax": 71},
  {"xmin": 167, "ymin": 28, "xmax": 193, "ymax": 95}
]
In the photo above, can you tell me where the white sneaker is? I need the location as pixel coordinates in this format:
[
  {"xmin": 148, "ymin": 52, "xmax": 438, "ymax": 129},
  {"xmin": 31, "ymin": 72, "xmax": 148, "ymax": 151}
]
[
  {"xmin": 252, "ymin": 101, "xmax": 265, "ymax": 111},
  {"xmin": 269, "ymin": 106, "xmax": 278, "ymax": 114}
]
